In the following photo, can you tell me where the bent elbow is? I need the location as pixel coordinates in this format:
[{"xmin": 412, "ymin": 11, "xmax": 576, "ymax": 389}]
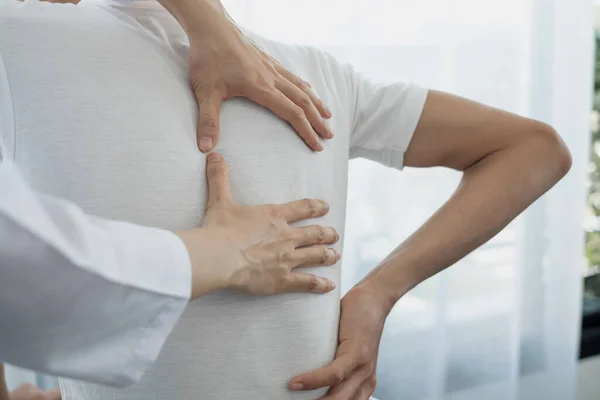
[{"xmin": 529, "ymin": 122, "xmax": 572, "ymax": 180}]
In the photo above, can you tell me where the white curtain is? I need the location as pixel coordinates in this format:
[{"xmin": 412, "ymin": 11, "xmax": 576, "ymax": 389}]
[
  {"xmin": 5, "ymin": 1, "xmax": 593, "ymax": 399},
  {"xmin": 221, "ymin": 0, "xmax": 592, "ymax": 399}
]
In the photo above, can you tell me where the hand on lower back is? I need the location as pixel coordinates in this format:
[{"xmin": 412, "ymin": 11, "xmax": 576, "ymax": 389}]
[
  {"xmin": 289, "ymin": 286, "xmax": 387, "ymax": 400},
  {"xmin": 177, "ymin": 153, "xmax": 340, "ymax": 299}
]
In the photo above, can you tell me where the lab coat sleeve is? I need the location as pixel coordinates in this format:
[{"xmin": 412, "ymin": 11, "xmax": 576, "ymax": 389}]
[{"xmin": 0, "ymin": 157, "xmax": 192, "ymax": 387}]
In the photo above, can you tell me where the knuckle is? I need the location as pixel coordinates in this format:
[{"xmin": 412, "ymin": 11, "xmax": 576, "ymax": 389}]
[
  {"xmin": 357, "ymin": 345, "xmax": 371, "ymax": 362},
  {"xmin": 267, "ymin": 64, "xmax": 279, "ymax": 75},
  {"xmin": 297, "ymin": 80, "xmax": 310, "ymax": 92},
  {"xmin": 254, "ymin": 73, "xmax": 273, "ymax": 90},
  {"xmin": 304, "ymin": 199, "xmax": 318, "ymax": 215},
  {"xmin": 332, "ymin": 369, "xmax": 346, "ymax": 385},
  {"xmin": 317, "ymin": 227, "xmax": 327, "ymax": 243},
  {"xmin": 274, "ymin": 268, "xmax": 289, "ymax": 284},
  {"xmin": 320, "ymin": 249, "xmax": 329, "ymax": 265},
  {"xmin": 199, "ymin": 115, "xmax": 218, "ymax": 131},
  {"xmin": 367, "ymin": 376, "xmax": 378, "ymax": 390},
  {"xmin": 279, "ymin": 250, "xmax": 293, "ymax": 264},
  {"xmin": 309, "ymin": 275, "xmax": 320, "ymax": 290},
  {"xmin": 298, "ymin": 93, "xmax": 311, "ymax": 107},
  {"xmin": 269, "ymin": 207, "xmax": 284, "ymax": 220},
  {"xmin": 290, "ymin": 106, "xmax": 305, "ymax": 121}
]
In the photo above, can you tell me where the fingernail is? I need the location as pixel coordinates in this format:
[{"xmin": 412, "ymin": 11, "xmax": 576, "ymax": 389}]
[
  {"xmin": 290, "ymin": 383, "xmax": 304, "ymax": 391},
  {"xmin": 325, "ymin": 106, "xmax": 332, "ymax": 117},
  {"xmin": 334, "ymin": 249, "xmax": 341, "ymax": 261},
  {"xmin": 207, "ymin": 153, "xmax": 221, "ymax": 163},
  {"xmin": 303, "ymin": 80, "xmax": 312, "ymax": 88},
  {"xmin": 322, "ymin": 279, "xmax": 336, "ymax": 292},
  {"xmin": 322, "ymin": 201, "xmax": 330, "ymax": 212},
  {"xmin": 327, "ymin": 127, "xmax": 335, "ymax": 138},
  {"xmin": 199, "ymin": 137, "xmax": 213, "ymax": 152},
  {"xmin": 316, "ymin": 140, "xmax": 324, "ymax": 151},
  {"xmin": 335, "ymin": 232, "xmax": 340, "ymax": 243}
]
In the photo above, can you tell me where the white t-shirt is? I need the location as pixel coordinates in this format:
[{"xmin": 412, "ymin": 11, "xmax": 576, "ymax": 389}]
[{"xmin": 0, "ymin": 0, "xmax": 427, "ymax": 399}]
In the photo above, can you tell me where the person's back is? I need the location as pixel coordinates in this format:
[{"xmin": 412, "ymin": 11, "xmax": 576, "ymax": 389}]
[{"xmin": 0, "ymin": 1, "xmax": 425, "ymax": 398}]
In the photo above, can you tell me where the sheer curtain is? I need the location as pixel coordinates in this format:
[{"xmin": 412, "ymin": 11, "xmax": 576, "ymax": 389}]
[
  {"xmin": 4, "ymin": 0, "xmax": 592, "ymax": 399},
  {"xmin": 221, "ymin": 0, "xmax": 591, "ymax": 399}
]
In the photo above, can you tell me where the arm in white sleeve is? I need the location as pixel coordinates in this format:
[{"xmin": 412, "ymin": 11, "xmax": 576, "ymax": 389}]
[{"xmin": 0, "ymin": 157, "xmax": 192, "ymax": 387}]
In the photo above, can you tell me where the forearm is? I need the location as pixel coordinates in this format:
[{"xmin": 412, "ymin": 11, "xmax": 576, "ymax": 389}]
[
  {"xmin": 360, "ymin": 131, "xmax": 571, "ymax": 313},
  {"xmin": 155, "ymin": 0, "xmax": 229, "ymax": 36}
]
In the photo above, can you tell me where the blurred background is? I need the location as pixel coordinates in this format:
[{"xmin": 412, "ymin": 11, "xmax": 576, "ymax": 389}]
[
  {"xmin": 220, "ymin": 0, "xmax": 594, "ymax": 399},
  {"xmin": 5, "ymin": 0, "xmax": 600, "ymax": 399}
]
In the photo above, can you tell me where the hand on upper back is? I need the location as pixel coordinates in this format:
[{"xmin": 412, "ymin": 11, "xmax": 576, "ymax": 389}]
[
  {"xmin": 182, "ymin": 4, "xmax": 333, "ymax": 152},
  {"xmin": 8, "ymin": 384, "xmax": 61, "ymax": 400},
  {"xmin": 177, "ymin": 153, "xmax": 340, "ymax": 299}
]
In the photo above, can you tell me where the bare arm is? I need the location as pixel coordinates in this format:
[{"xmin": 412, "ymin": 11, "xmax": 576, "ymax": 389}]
[
  {"xmin": 361, "ymin": 90, "xmax": 572, "ymax": 310},
  {"xmin": 289, "ymin": 90, "xmax": 572, "ymax": 397}
]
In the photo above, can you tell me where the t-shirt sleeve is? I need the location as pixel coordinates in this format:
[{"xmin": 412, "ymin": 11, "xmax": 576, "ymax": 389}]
[{"xmin": 346, "ymin": 67, "xmax": 429, "ymax": 170}]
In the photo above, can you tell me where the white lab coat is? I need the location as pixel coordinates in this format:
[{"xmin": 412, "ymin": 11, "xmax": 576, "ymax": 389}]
[
  {"xmin": 0, "ymin": 157, "xmax": 192, "ymax": 388},
  {"xmin": 0, "ymin": 53, "xmax": 191, "ymax": 389}
]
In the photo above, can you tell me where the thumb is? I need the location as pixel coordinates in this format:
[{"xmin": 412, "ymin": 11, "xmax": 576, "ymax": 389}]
[
  {"xmin": 196, "ymin": 90, "xmax": 223, "ymax": 153},
  {"xmin": 206, "ymin": 152, "xmax": 234, "ymax": 208}
]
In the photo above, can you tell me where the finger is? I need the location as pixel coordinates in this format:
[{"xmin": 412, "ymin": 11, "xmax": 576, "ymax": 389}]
[
  {"xmin": 195, "ymin": 89, "xmax": 224, "ymax": 152},
  {"xmin": 320, "ymin": 373, "xmax": 365, "ymax": 400},
  {"xmin": 275, "ymin": 64, "xmax": 332, "ymax": 119},
  {"xmin": 46, "ymin": 388, "xmax": 62, "ymax": 400},
  {"xmin": 205, "ymin": 152, "xmax": 234, "ymax": 207},
  {"xmin": 293, "ymin": 225, "xmax": 339, "ymax": 247},
  {"xmin": 291, "ymin": 246, "xmax": 340, "ymax": 268},
  {"xmin": 275, "ymin": 77, "xmax": 333, "ymax": 140},
  {"xmin": 290, "ymin": 353, "xmax": 358, "ymax": 390},
  {"xmin": 249, "ymin": 87, "xmax": 323, "ymax": 151},
  {"xmin": 280, "ymin": 273, "xmax": 335, "ymax": 294},
  {"xmin": 277, "ymin": 199, "xmax": 329, "ymax": 223}
]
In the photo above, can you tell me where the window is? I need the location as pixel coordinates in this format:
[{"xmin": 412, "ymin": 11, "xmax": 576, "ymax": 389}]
[{"xmin": 581, "ymin": 8, "xmax": 600, "ymax": 360}]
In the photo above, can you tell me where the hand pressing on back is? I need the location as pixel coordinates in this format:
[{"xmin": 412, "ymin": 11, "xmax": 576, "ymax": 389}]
[
  {"xmin": 177, "ymin": 153, "xmax": 340, "ymax": 299},
  {"xmin": 158, "ymin": 0, "xmax": 334, "ymax": 152}
]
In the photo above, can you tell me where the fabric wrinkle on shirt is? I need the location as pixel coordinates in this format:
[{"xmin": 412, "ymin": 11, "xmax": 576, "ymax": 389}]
[{"xmin": 0, "ymin": 0, "xmax": 427, "ymax": 399}]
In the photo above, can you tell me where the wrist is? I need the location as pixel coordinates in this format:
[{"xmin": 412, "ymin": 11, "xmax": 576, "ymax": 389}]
[
  {"xmin": 356, "ymin": 262, "xmax": 415, "ymax": 315},
  {"xmin": 352, "ymin": 279, "xmax": 398, "ymax": 317},
  {"xmin": 157, "ymin": 0, "xmax": 229, "ymax": 37},
  {"xmin": 176, "ymin": 228, "xmax": 229, "ymax": 300}
]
